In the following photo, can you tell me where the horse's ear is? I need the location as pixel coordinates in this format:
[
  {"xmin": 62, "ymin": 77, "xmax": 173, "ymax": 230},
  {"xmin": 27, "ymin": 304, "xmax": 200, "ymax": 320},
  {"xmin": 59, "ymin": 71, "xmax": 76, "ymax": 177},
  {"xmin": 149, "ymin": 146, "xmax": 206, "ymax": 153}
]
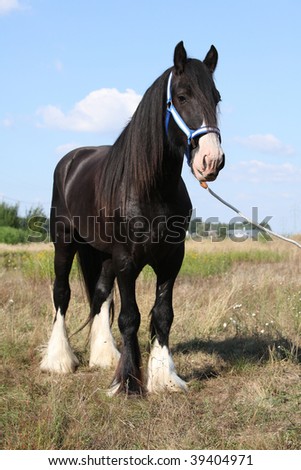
[
  {"xmin": 174, "ymin": 41, "xmax": 187, "ymax": 75},
  {"xmin": 203, "ymin": 45, "xmax": 218, "ymax": 73}
]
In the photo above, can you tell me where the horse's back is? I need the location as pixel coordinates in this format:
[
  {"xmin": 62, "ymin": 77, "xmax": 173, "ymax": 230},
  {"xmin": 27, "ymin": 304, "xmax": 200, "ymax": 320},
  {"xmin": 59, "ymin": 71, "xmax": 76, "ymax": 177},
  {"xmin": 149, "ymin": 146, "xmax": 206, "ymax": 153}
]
[
  {"xmin": 50, "ymin": 145, "xmax": 111, "ymax": 241},
  {"xmin": 53, "ymin": 146, "xmax": 111, "ymax": 193}
]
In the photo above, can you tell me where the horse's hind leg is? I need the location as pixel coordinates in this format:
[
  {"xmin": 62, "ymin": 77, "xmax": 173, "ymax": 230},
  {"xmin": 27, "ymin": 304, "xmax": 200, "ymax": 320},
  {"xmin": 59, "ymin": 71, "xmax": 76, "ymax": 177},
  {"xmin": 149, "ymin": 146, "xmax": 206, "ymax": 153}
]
[
  {"xmin": 40, "ymin": 241, "xmax": 79, "ymax": 373},
  {"xmin": 108, "ymin": 257, "xmax": 143, "ymax": 396},
  {"xmin": 147, "ymin": 245, "xmax": 187, "ymax": 393},
  {"xmin": 89, "ymin": 257, "xmax": 120, "ymax": 369}
]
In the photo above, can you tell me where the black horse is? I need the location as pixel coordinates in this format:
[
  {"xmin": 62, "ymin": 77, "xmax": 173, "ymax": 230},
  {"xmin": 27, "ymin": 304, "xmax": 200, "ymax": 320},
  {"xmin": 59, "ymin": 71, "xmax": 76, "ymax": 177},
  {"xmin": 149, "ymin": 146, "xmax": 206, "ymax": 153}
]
[{"xmin": 41, "ymin": 42, "xmax": 225, "ymax": 395}]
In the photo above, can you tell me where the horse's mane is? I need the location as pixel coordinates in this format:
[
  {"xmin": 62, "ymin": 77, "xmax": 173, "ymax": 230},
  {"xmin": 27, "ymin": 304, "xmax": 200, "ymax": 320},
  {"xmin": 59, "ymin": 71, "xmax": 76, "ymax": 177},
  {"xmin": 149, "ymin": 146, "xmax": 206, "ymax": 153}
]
[
  {"xmin": 97, "ymin": 58, "xmax": 220, "ymax": 214},
  {"xmin": 98, "ymin": 68, "xmax": 171, "ymax": 214}
]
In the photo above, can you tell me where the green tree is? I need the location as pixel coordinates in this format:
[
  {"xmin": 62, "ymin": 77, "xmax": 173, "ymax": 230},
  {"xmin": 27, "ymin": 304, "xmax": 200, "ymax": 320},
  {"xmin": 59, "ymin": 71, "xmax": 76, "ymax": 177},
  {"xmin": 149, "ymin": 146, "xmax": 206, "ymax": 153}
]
[
  {"xmin": 25, "ymin": 204, "xmax": 49, "ymax": 242},
  {"xmin": 0, "ymin": 201, "xmax": 49, "ymax": 244},
  {"xmin": 0, "ymin": 202, "xmax": 21, "ymax": 228}
]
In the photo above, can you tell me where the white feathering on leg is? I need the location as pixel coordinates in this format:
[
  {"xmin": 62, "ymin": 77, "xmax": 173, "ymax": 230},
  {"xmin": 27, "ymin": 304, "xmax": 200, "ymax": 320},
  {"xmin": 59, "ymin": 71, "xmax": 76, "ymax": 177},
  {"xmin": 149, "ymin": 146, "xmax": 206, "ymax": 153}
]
[
  {"xmin": 40, "ymin": 309, "xmax": 79, "ymax": 373},
  {"xmin": 147, "ymin": 339, "xmax": 187, "ymax": 393},
  {"xmin": 89, "ymin": 292, "xmax": 120, "ymax": 369},
  {"xmin": 106, "ymin": 380, "xmax": 121, "ymax": 397}
]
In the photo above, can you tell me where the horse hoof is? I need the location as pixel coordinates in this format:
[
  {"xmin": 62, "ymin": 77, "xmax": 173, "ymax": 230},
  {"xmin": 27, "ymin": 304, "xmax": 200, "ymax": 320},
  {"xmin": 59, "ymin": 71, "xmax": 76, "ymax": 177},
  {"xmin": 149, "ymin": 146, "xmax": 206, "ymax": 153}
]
[
  {"xmin": 147, "ymin": 372, "xmax": 188, "ymax": 393},
  {"xmin": 106, "ymin": 381, "xmax": 121, "ymax": 397},
  {"xmin": 147, "ymin": 340, "xmax": 188, "ymax": 393},
  {"xmin": 89, "ymin": 347, "xmax": 120, "ymax": 369},
  {"xmin": 106, "ymin": 379, "xmax": 145, "ymax": 397},
  {"xmin": 40, "ymin": 351, "xmax": 79, "ymax": 374},
  {"xmin": 40, "ymin": 310, "xmax": 79, "ymax": 374}
]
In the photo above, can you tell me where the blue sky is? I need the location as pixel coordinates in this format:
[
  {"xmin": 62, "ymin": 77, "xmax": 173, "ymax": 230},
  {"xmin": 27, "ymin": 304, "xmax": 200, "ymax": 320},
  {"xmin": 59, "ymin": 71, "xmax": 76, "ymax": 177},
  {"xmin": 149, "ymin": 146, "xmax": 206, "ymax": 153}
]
[{"xmin": 0, "ymin": 0, "xmax": 300, "ymax": 234}]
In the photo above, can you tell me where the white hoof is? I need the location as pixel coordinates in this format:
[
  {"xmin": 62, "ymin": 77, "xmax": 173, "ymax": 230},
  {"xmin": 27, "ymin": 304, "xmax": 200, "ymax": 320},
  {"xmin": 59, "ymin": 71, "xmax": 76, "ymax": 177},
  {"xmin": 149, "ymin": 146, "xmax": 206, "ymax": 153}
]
[
  {"xmin": 147, "ymin": 339, "xmax": 188, "ymax": 393},
  {"xmin": 89, "ymin": 293, "xmax": 120, "ymax": 369},
  {"xmin": 40, "ymin": 310, "xmax": 79, "ymax": 374},
  {"xmin": 106, "ymin": 380, "xmax": 121, "ymax": 397},
  {"xmin": 89, "ymin": 341, "xmax": 120, "ymax": 369}
]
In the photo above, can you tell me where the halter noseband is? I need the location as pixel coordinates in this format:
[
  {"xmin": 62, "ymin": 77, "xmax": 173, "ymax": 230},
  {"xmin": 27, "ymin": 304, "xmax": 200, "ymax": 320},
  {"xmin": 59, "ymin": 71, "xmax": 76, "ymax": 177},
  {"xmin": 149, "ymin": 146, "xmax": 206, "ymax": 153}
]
[{"xmin": 165, "ymin": 72, "xmax": 221, "ymax": 165}]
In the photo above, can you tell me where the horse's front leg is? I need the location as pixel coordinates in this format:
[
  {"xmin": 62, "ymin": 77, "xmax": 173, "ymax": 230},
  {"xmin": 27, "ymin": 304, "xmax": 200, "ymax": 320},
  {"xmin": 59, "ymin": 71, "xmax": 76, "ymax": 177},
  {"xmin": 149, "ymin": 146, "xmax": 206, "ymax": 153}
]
[
  {"xmin": 40, "ymin": 240, "xmax": 79, "ymax": 373},
  {"xmin": 147, "ymin": 246, "xmax": 187, "ymax": 393},
  {"xmin": 108, "ymin": 258, "xmax": 143, "ymax": 396},
  {"xmin": 89, "ymin": 258, "xmax": 120, "ymax": 369}
]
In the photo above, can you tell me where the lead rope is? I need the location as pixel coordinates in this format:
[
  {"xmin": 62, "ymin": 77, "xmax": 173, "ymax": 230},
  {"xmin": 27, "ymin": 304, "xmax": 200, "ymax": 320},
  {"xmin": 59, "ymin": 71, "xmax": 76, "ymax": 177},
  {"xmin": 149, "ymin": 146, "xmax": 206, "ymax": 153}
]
[{"xmin": 200, "ymin": 181, "xmax": 301, "ymax": 249}]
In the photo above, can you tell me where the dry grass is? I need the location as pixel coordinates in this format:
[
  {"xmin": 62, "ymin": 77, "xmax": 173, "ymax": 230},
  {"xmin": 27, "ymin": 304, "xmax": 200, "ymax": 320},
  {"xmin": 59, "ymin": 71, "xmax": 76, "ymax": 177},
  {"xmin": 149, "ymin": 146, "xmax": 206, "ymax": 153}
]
[{"xmin": 1, "ymin": 238, "xmax": 301, "ymax": 450}]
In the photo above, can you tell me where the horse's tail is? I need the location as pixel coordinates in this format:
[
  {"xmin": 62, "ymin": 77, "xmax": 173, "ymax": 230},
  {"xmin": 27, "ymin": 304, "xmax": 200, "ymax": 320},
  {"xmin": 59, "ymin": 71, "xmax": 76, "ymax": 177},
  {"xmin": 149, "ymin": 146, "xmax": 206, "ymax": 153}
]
[
  {"xmin": 69, "ymin": 239, "xmax": 114, "ymax": 339},
  {"xmin": 76, "ymin": 240, "xmax": 104, "ymax": 305}
]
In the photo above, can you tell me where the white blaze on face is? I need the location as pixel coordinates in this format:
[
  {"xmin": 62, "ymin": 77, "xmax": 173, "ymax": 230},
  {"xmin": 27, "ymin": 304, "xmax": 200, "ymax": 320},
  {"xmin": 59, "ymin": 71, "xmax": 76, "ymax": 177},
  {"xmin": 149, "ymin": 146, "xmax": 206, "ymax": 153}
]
[{"xmin": 191, "ymin": 132, "xmax": 224, "ymax": 182}]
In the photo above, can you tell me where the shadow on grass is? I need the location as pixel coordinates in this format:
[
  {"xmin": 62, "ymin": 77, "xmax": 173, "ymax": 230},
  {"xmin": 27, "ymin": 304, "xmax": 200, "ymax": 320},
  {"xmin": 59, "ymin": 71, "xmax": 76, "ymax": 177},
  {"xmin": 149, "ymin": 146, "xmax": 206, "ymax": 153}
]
[{"xmin": 173, "ymin": 335, "xmax": 301, "ymax": 382}]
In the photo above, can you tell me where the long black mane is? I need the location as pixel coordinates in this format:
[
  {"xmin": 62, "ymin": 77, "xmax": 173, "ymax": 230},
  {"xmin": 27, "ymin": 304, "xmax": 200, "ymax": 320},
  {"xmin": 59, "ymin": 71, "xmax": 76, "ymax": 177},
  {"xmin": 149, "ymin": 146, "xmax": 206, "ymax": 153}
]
[{"xmin": 98, "ymin": 69, "xmax": 171, "ymax": 213}]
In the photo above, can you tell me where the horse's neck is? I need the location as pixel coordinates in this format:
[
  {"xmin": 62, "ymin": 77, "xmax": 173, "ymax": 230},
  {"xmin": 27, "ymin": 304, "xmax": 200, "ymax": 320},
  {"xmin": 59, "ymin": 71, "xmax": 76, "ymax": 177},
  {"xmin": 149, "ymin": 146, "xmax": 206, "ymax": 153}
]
[{"xmin": 160, "ymin": 146, "xmax": 185, "ymax": 191}]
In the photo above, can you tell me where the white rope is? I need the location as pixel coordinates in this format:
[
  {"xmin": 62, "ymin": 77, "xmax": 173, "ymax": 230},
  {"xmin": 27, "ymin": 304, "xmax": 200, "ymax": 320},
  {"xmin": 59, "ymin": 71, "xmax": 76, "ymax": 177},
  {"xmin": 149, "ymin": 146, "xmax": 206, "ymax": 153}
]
[{"xmin": 200, "ymin": 182, "xmax": 301, "ymax": 249}]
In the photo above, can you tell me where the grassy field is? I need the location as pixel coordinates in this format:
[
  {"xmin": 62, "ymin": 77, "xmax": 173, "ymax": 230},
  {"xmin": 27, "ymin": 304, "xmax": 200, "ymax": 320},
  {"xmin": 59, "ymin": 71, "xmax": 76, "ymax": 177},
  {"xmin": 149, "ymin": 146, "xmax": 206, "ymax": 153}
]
[{"xmin": 1, "ymin": 237, "xmax": 301, "ymax": 450}]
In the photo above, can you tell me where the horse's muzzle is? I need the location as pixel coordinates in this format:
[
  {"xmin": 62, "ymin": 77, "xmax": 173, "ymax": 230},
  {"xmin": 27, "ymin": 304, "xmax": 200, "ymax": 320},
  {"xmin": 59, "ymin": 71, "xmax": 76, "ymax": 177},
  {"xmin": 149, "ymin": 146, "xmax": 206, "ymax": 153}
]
[{"xmin": 196, "ymin": 153, "xmax": 225, "ymax": 182}]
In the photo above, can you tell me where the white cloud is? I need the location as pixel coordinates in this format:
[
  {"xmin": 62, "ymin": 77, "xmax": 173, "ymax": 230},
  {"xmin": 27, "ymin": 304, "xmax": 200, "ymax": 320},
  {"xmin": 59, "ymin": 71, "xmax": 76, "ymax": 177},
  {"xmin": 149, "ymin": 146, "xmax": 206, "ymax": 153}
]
[
  {"xmin": 1, "ymin": 116, "xmax": 14, "ymax": 128},
  {"xmin": 37, "ymin": 88, "xmax": 142, "ymax": 134},
  {"xmin": 0, "ymin": 0, "xmax": 23, "ymax": 15},
  {"xmin": 234, "ymin": 133, "xmax": 295, "ymax": 156},
  {"xmin": 231, "ymin": 159, "xmax": 301, "ymax": 184}
]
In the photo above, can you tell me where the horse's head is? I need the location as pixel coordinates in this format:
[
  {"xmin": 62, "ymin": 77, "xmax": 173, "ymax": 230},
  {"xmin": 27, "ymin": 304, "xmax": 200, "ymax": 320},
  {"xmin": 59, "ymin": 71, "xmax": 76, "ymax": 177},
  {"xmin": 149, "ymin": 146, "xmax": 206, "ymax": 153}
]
[{"xmin": 166, "ymin": 41, "xmax": 225, "ymax": 182}]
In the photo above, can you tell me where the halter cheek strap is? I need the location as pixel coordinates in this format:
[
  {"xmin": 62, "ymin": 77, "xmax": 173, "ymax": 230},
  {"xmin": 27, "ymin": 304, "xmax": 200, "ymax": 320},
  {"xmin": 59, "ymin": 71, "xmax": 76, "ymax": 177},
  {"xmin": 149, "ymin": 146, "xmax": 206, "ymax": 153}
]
[{"xmin": 165, "ymin": 72, "xmax": 221, "ymax": 165}]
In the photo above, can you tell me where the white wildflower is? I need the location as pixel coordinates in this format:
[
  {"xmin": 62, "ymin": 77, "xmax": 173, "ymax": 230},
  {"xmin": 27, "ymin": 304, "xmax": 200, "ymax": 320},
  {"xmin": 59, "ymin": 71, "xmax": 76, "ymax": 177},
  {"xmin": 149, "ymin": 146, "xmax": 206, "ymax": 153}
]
[{"xmin": 233, "ymin": 303, "xmax": 242, "ymax": 310}]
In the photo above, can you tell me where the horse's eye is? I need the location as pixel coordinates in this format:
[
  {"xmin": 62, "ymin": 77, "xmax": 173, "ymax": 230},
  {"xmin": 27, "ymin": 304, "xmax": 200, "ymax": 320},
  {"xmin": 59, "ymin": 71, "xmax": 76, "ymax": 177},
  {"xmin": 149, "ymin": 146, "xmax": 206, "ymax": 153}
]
[{"xmin": 177, "ymin": 95, "xmax": 186, "ymax": 104}]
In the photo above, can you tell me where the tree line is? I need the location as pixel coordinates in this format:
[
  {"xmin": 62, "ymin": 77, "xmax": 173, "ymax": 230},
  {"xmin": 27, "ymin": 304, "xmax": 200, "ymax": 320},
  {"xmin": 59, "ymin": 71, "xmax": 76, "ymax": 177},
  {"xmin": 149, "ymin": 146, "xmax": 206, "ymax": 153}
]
[
  {"xmin": 0, "ymin": 201, "xmax": 48, "ymax": 244},
  {"xmin": 188, "ymin": 217, "xmax": 272, "ymax": 241}
]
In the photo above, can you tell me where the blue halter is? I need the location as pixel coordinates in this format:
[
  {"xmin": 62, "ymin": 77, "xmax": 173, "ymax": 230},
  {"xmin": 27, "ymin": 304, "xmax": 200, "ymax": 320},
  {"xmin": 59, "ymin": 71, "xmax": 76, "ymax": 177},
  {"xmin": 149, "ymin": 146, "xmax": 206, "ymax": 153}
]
[{"xmin": 165, "ymin": 72, "xmax": 221, "ymax": 165}]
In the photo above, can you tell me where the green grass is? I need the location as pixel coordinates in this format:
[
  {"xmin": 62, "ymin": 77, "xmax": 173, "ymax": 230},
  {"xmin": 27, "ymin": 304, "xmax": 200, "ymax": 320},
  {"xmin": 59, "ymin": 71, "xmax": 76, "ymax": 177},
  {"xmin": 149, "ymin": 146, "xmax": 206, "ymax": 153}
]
[
  {"xmin": 0, "ymin": 249, "xmax": 78, "ymax": 281},
  {"xmin": 1, "ymin": 240, "xmax": 300, "ymax": 450},
  {"xmin": 142, "ymin": 247, "xmax": 285, "ymax": 280},
  {"xmin": 0, "ymin": 246, "xmax": 284, "ymax": 283}
]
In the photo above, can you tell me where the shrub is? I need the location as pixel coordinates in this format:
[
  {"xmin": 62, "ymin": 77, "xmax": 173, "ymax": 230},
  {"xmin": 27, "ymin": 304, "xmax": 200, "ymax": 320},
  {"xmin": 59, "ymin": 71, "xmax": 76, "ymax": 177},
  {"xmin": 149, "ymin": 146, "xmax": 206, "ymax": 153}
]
[
  {"xmin": 0, "ymin": 226, "xmax": 29, "ymax": 244},
  {"xmin": 0, "ymin": 202, "xmax": 21, "ymax": 228}
]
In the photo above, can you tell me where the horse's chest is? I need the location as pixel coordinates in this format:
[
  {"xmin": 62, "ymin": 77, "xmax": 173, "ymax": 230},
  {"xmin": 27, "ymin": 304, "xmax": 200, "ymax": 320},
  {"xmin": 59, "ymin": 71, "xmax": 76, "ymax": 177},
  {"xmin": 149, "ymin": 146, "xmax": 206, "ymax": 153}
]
[{"xmin": 126, "ymin": 210, "xmax": 188, "ymax": 246}]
